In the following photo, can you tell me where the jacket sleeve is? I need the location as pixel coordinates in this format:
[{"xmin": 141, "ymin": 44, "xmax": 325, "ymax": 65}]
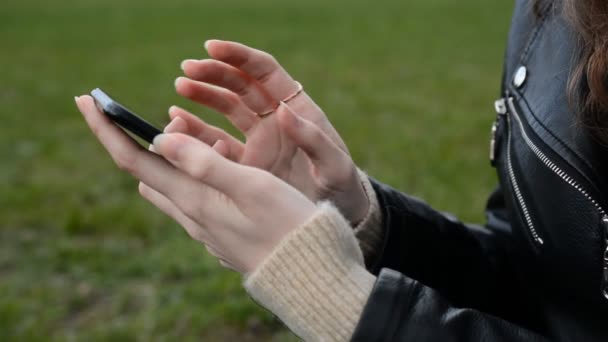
[
  {"xmin": 367, "ymin": 179, "xmax": 522, "ymax": 313},
  {"xmin": 351, "ymin": 269, "xmax": 549, "ymax": 342}
]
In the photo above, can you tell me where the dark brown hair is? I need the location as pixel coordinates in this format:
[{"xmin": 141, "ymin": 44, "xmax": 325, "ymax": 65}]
[{"xmin": 544, "ymin": 0, "xmax": 608, "ymax": 144}]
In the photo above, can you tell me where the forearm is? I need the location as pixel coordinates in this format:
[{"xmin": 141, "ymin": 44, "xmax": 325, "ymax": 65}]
[{"xmin": 243, "ymin": 198, "xmax": 544, "ymax": 342}]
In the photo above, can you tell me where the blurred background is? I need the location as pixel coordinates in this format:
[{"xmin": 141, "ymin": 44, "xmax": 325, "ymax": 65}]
[{"xmin": 0, "ymin": 0, "xmax": 513, "ymax": 340}]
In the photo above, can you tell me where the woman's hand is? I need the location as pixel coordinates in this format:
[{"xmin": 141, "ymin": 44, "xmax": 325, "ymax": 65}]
[
  {"xmin": 170, "ymin": 40, "xmax": 369, "ymax": 225},
  {"xmin": 75, "ymin": 95, "xmax": 317, "ymax": 273}
]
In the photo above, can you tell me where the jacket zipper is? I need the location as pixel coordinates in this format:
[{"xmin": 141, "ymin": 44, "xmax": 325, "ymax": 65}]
[
  {"xmin": 493, "ymin": 96, "xmax": 608, "ymax": 299},
  {"xmin": 503, "ymin": 99, "xmax": 544, "ymax": 245},
  {"xmin": 506, "ymin": 97, "xmax": 607, "ymax": 217}
]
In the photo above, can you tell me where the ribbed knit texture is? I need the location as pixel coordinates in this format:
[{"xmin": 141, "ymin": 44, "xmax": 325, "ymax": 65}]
[
  {"xmin": 244, "ymin": 202, "xmax": 376, "ymax": 341},
  {"xmin": 353, "ymin": 170, "xmax": 385, "ymax": 268}
]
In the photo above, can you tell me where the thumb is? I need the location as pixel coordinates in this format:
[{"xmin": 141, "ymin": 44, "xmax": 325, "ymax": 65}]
[
  {"xmin": 148, "ymin": 115, "xmax": 190, "ymax": 153},
  {"xmin": 277, "ymin": 102, "xmax": 350, "ymax": 176},
  {"xmin": 153, "ymin": 133, "xmax": 251, "ymax": 199}
]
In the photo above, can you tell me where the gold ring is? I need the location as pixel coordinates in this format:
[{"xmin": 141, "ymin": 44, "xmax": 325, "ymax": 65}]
[
  {"xmin": 258, "ymin": 107, "xmax": 275, "ymax": 117},
  {"xmin": 282, "ymin": 81, "xmax": 303, "ymax": 103},
  {"xmin": 257, "ymin": 81, "xmax": 304, "ymax": 117}
]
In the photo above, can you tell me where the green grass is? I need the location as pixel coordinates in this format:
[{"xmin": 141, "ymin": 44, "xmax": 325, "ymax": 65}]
[{"xmin": 0, "ymin": 0, "xmax": 513, "ymax": 340}]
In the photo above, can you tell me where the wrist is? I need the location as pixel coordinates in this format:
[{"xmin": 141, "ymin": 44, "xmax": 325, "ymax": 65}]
[
  {"xmin": 244, "ymin": 201, "xmax": 376, "ymax": 341},
  {"xmin": 334, "ymin": 167, "xmax": 371, "ymax": 226},
  {"xmin": 352, "ymin": 169, "xmax": 384, "ymax": 267},
  {"xmin": 350, "ymin": 178, "xmax": 371, "ymax": 226}
]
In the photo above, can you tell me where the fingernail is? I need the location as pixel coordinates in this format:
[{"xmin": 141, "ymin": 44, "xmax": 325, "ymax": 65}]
[
  {"xmin": 212, "ymin": 139, "xmax": 230, "ymax": 158},
  {"xmin": 180, "ymin": 59, "xmax": 197, "ymax": 71},
  {"xmin": 204, "ymin": 40, "xmax": 214, "ymax": 50},
  {"xmin": 154, "ymin": 134, "xmax": 184, "ymax": 161},
  {"xmin": 165, "ymin": 116, "xmax": 187, "ymax": 133},
  {"xmin": 153, "ymin": 133, "xmax": 165, "ymax": 147},
  {"xmin": 212, "ymin": 139, "xmax": 223, "ymax": 150},
  {"xmin": 204, "ymin": 39, "xmax": 222, "ymax": 51},
  {"xmin": 164, "ymin": 119, "xmax": 176, "ymax": 133},
  {"xmin": 168, "ymin": 105, "xmax": 178, "ymax": 115},
  {"xmin": 74, "ymin": 96, "xmax": 80, "ymax": 104},
  {"xmin": 174, "ymin": 77, "xmax": 184, "ymax": 89}
]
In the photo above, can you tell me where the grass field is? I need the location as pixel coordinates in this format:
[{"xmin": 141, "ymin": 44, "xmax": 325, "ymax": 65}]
[{"xmin": 0, "ymin": 0, "xmax": 513, "ymax": 340}]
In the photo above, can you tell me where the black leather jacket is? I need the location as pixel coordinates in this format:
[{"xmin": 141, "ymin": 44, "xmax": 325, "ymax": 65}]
[{"xmin": 351, "ymin": 1, "xmax": 608, "ymax": 341}]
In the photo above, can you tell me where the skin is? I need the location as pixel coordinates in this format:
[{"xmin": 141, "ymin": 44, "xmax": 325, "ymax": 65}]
[
  {"xmin": 171, "ymin": 40, "xmax": 369, "ymax": 225},
  {"xmin": 75, "ymin": 39, "xmax": 369, "ymax": 273}
]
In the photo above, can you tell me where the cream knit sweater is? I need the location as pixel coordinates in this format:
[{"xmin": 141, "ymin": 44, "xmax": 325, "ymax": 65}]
[{"xmin": 244, "ymin": 172, "xmax": 384, "ymax": 341}]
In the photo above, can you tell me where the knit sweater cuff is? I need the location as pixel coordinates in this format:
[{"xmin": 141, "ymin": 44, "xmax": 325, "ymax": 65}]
[
  {"xmin": 353, "ymin": 169, "xmax": 384, "ymax": 267},
  {"xmin": 244, "ymin": 202, "xmax": 376, "ymax": 341}
]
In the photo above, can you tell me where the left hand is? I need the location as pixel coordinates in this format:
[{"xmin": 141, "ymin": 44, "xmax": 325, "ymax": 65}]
[
  {"xmin": 75, "ymin": 95, "xmax": 317, "ymax": 274},
  {"xmin": 169, "ymin": 40, "xmax": 369, "ymax": 225}
]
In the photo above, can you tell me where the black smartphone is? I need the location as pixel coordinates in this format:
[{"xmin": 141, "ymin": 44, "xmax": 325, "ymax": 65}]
[{"xmin": 90, "ymin": 88, "xmax": 162, "ymax": 144}]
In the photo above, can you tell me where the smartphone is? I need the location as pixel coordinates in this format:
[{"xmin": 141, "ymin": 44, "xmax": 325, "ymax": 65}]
[{"xmin": 90, "ymin": 88, "xmax": 162, "ymax": 144}]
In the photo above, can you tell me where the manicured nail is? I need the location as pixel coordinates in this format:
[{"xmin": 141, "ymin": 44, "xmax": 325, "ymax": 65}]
[
  {"xmin": 154, "ymin": 134, "xmax": 184, "ymax": 161},
  {"xmin": 174, "ymin": 77, "xmax": 184, "ymax": 89},
  {"xmin": 180, "ymin": 59, "xmax": 197, "ymax": 71},
  {"xmin": 164, "ymin": 118, "xmax": 176, "ymax": 133},
  {"xmin": 165, "ymin": 116, "xmax": 187, "ymax": 133},
  {"xmin": 204, "ymin": 40, "xmax": 213, "ymax": 50},
  {"xmin": 212, "ymin": 139, "xmax": 230, "ymax": 158},
  {"xmin": 204, "ymin": 39, "xmax": 221, "ymax": 51},
  {"xmin": 153, "ymin": 133, "xmax": 165, "ymax": 147},
  {"xmin": 212, "ymin": 139, "xmax": 223, "ymax": 150},
  {"xmin": 168, "ymin": 105, "xmax": 178, "ymax": 114}
]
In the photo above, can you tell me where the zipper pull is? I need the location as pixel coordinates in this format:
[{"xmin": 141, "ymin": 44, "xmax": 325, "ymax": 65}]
[
  {"xmin": 490, "ymin": 121, "xmax": 498, "ymax": 163},
  {"xmin": 494, "ymin": 98, "xmax": 508, "ymax": 115},
  {"xmin": 602, "ymin": 216, "xmax": 608, "ymax": 300},
  {"xmin": 490, "ymin": 99, "xmax": 508, "ymax": 165}
]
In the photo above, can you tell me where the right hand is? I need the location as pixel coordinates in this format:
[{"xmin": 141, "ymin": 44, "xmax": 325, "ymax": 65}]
[{"xmin": 164, "ymin": 39, "xmax": 369, "ymax": 224}]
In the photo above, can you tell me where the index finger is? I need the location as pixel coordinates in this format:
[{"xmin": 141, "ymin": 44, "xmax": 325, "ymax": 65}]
[{"xmin": 205, "ymin": 40, "xmax": 300, "ymax": 102}]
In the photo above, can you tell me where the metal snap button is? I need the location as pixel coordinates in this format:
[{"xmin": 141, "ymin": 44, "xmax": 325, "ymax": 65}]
[{"xmin": 513, "ymin": 66, "xmax": 527, "ymax": 88}]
